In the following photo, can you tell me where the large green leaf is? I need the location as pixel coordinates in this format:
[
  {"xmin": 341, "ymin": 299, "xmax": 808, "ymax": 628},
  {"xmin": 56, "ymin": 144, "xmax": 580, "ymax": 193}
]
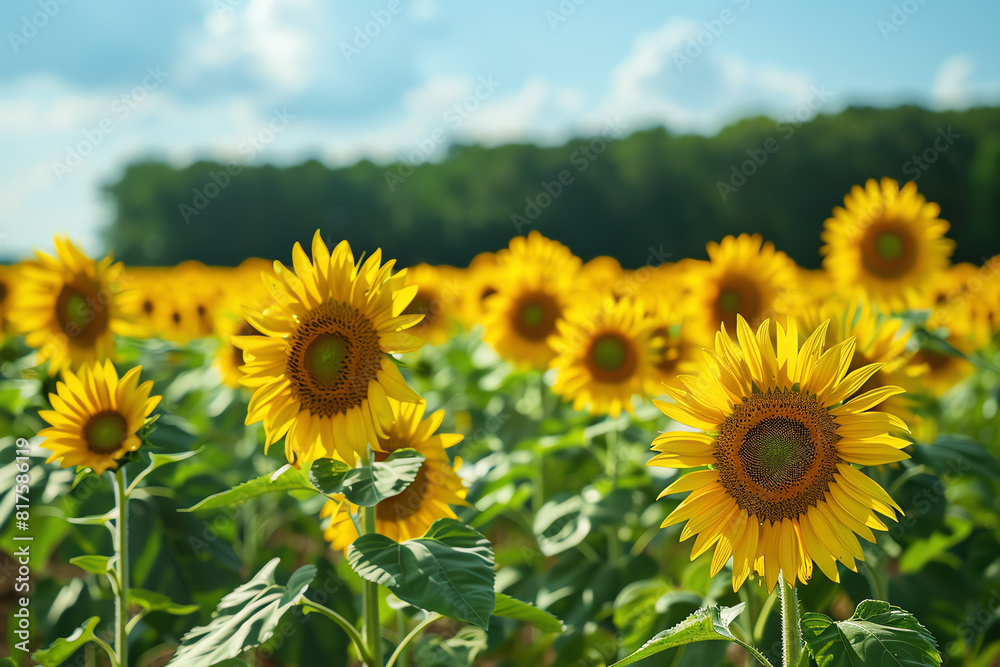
[
  {"xmin": 493, "ymin": 593, "xmax": 563, "ymax": 633},
  {"xmin": 182, "ymin": 466, "xmax": 315, "ymax": 512},
  {"xmin": 347, "ymin": 519, "xmax": 496, "ymax": 628},
  {"xmin": 610, "ymin": 604, "xmax": 759, "ymax": 667},
  {"xmin": 32, "ymin": 617, "xmax": 102, "ymax": 666},
  {"xmin": 801, "ymin": 600, "xmax": 941, "ymax": 667},
  {"xmin": 309, "ymin": 448, "xmax": 425, "ymax": 506},
  {"xmin": 166, "ymin": 558, "xmax": 316, "ymax": 665}
]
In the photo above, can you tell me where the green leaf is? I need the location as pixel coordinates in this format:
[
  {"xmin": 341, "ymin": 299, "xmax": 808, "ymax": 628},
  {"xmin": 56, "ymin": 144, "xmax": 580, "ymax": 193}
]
[
  {"xmin": 533, "ymin": 493, "xmax": 591, "ymax": 557},
  {"xmin": 67, "ymin": 510, "xmax": 117, "ymax": 526},
  {"xmin": 309, "ymin": 448, "xmax": 425, "ymax": 507},
  {"xmin": 347, "ymin": 518, "xmax": 496, "ymax": 629},
  {"xmin": 182, "ymin": 466, "xmax": 315, "ymax": 512},
  {"xmin": 611, "ymin": 604, "xmax": 754, "ymax": 667},
  {"xmin": 493, "ymin": 593, "xmax": 563, "ymax": 633},
  {"xmin": 128, "ymin": 448, "xmax": 201, "ymax": 492},
  {"xmin": 69, "ymin": 554, "xmax": 115, "ymax": 574},
  {"xmin": 129, "ymin": 588, "xmax": 199, "ymax": 615},
  {"xmin": 166, "ymin": 558, "xmax": 316, "ymax": 665},
  {"xmin": 0, "ymin": 658, "xmax": 17, "ymax": 667},
  {"xmin": 32, "ymin": 616, "xmax": 101, "ymax": 666},
  {"xmin": 801, "ymin": 600, "xmax": 941, "ymax": 667}
]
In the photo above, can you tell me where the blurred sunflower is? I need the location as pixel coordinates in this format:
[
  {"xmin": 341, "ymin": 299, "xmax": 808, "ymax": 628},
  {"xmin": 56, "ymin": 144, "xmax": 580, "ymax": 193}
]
[
  {"xmin": 642, "ymin": 298, "xmax": 700, "ymax": 394},
  {"xmin": 549, "ymin": 297, "xmax": 655, "ymax": 417},
  {"xmin": 910, "ymin": 329, "xmax": 976, "ymax": 397},
  {"xmin": 37, "ymin": 360, "xmax": 160, "ymax": 474},
  {"xmin": 235, "ymin": 232, "xmax": 425, "ymax": 466},
  {"xmin": 458, "ymin": 251, "xmax": 501, "ymax": 328},
  {"xmin": 11, "ymin": 236, "xmax": 131, "ymax": 374},
  {"xmin": 320, "ymin": 399, "xmax": 466, "ymax": 550},
  {"xmin": 651, "ymin": 315, "xmax": 908, "ymax": 592},
  {"xmin": 399, "ymin": 264, "xmax": 462, "ymax": 345},
  {"xmin": 688, "ymin": 234, "xmax": 800, "ymax": 344},
  {"xmin": 821, "ymin": 177, "xmax": 954, "ymax": 309},
  {"xmin": 483, "ymin": 232, "xmax": 582, "ymax": 369}
]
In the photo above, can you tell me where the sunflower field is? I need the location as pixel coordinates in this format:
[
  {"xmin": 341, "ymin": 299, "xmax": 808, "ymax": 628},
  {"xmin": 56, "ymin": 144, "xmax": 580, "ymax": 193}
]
[{"xmin": 3, "ymin": 176, "xmax": 1000, "ymax": 667}]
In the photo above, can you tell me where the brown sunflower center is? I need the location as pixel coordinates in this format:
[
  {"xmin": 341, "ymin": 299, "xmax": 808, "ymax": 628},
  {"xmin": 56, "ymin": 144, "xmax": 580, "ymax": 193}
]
[
  {"xmin": 0, "ymin": 282, "xmax": 7, "ymax": 304},
  {"xmin": 651, "ymin": 326, "xmax": 685, "ymax": 374},
  {"xmin": 586, "ymin": 332, "xmax": 637, "ymax": 383},
  {"xmin": 56, "ymin": 283, "xmax": 109, "ymax": 344},
  {"xmin": 860, "ymin": 222, "xmax": 917, "ymax": 278},
  {"xmin": 512, "ymin": 291, "xmax": 560, "ymax": 341},
  {"xmin": 83, "ymin": 411, "xmax": 128, "ymax": 455},
  {"xmin": 713, "ymin": 276, "xmax": 761, "ymax": 332},
  {"xmin": 286, "ymin": 301, "xmax": 383, "ymax": 418},
  {"xmin": 714, "ymin": 390, "xmax": 840, "ymax": 524}
]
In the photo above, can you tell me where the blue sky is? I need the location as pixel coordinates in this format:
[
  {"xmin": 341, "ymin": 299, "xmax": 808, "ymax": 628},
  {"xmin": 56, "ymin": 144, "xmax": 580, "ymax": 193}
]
[{"xmin": 1, "ymin": 0, "xmax": 998, "ymax": 259}]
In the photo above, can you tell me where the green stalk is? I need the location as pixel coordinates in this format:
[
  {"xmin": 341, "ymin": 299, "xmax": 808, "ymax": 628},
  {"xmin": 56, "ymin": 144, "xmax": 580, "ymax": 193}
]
[
  {"xmin": 113, "ymin": 467, "xmax": 130, "ymax": 667},
  {"xmin": 362, "ymin": 506, "xmax": 383, "ymax": 666},
  {"xmin": 779, "ymin": 578, "xmax": 804, "ymax": 667}
]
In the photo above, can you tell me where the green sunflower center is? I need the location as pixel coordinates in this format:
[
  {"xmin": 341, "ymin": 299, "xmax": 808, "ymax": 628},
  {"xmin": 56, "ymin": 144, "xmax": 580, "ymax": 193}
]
[
  {"xmin": 522, "ymin": 303, "xmax": 544, "ymax": 327},
  {"xmin": 720, "ymin": 289, "xmax": 741, "ymax": 312},
  {"xmin": 305, "ymin": 334, "xmax": 349, "ymax": 386},
  {"xmin": 875, "ymin": 232, "xmax": 904, "ymax": 260},
  {"xmin": 84, "ymin": 411, "xmax": 128, "ymax": 455},
  {"xmin": 592, "ymin": 335, "xmax": 628, "ymax": 372},
  {"xmin": 741, "ymin": 417, "xmax": 814, "ymax": 488}
]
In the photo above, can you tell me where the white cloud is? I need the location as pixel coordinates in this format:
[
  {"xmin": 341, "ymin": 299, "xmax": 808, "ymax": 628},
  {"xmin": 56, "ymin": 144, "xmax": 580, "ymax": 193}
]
[{"xmin": 933, "ymin": 54, "xmax": 974, "ymax": 109}]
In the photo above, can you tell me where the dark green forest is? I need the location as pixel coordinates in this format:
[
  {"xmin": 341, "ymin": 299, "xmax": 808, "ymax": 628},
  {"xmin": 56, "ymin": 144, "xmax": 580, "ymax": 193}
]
[{"xmin": 104, "ymin": 105, "xmax": 1000, "ymax": 268}]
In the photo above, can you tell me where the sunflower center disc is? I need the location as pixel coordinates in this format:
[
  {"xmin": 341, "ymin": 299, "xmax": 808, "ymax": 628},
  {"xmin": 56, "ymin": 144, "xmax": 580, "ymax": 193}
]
[
  {"xmin": 512, "ymin": 292, "xmax": 560, "ymax": 341},
  {"xmin": 305, "ymin": 334, "xmax": 348, "ymax": 386},
  {"xmin": 876, "ymin": 232, "xmax": 904, "ymax": 260},
  {"xmin": 592, "ymin": 335, "xmax": 628, "ymax": 372},
  {"xmin": 84, "ymin": 412, "xmax": 128, "ymax": 454},
  {"xmin": 715, "ymin": 390, "xmax": 841, "ymax": 523},
  {"xmin": 287, "ymin": 301, "xmax": 383, "ymax": 418},
  {"xmin": 720, "ymin": 289, "xmax": 741, "ymax": 312}
]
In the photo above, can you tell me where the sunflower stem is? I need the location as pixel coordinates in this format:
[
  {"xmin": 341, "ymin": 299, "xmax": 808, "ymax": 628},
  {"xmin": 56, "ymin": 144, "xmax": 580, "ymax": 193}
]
[
  {"xmin": 113, "ymin": 466, "xmax": 130, "ymax": 667},
  {"xmin": 779, "ymin": 578, "xmax": 804, "ymax": 667},
  {"xmin": 361, "ymin": 506, "xmax": 383, "ymax": 666}
]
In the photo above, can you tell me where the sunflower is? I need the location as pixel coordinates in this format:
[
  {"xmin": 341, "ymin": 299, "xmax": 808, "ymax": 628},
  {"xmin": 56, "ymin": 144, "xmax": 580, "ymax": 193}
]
[
  {"xmin": 37, "ymin": 360, "xmax": 160, "ymax": 474},
  {"xmin": 549, "ymin": 297, "xmax": 656, "ymax": 417},
  {"xmin": 482, "ymin": 232, "xmax": 582, "ymax": 369},
  {"xmin": 642, "ymin": 297, "xmax": 700, "ymax": 394},
  {"xmin": 399, "ymin": 264, "xmax": 463, "ymax": 345},
  {"xmin": 11, "ymin": 237, "xmax": 132, "ymax": 374},
  {"xmin": 687, "ymin": 234, "xmax": 801, "ymax": 345},
  {"xmin": 320, "ymin": 399, "xmax": 466, "ymax": 550},
  {"xmin": 235, "ymin": 232, "xmax": 425, "ymax": 466},
  {"xmin": 821, "ymin": 178, "xmax": 954, "ymax": 310},
  {"xmin": 650, "ymin": 315, "xmax": 908, "ymax": 592},
  {"xmin": 458, "ymin": 251, "xmax": 500, "ymax": 329},
  {"xmin": 216, "ymin": 316, "xmax": 266, "ymax": 388}
]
